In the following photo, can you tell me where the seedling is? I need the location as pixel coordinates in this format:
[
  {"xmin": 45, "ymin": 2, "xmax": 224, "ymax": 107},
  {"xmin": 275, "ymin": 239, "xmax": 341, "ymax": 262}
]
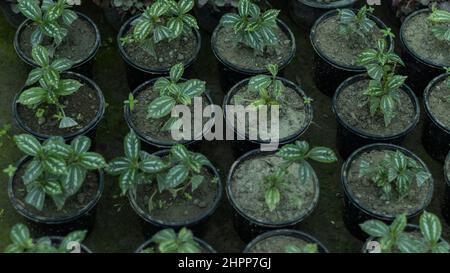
[
  {"xmin": 428, "ymin": 8, "xmax": 450, "ymax": 43},
  {"xmin": 18, "ymin": 45, "xmax": 82, "ymax": 129},
  {"xmin": 124, "ymin": 93, "xmax": 138, "ymax": 111},
  {"xmin": 338, "ymin": 5, "xmax": 376, "ymax": 40},
  {"xmin": 220, "ymin": 0, "xmax": 280, "ymax": 53},
  {"xmin": 3, "ymin": 164, "xmax": 17, "ymax": 178},
  {"xmin": 285, "ymin": 244, "xmax": 318, "ymax": 253},
  {"xmin": 360, "ymin": 211, "xmax": 450, "ymax": 253},
  {"xmin": 359, "ymin": 150, "xmax": 431, "ymax": 200},
  {"xmin": 4, "ymin": 223, "xmax": 86, "ymax": 253},
  {"xmin": 142, "ymin": 227, "xmax": 201, "ymax": 253},
  {"xmin": 121, "ymin": 0, "xmax": 198, "ymax": 58},
  {"xmin": 247, "ymin": 64, "xmax": 285, "ymax": 108},
  {"xmin": 13, "ymin": 134, "xmax": 105, "ymax": 211}
]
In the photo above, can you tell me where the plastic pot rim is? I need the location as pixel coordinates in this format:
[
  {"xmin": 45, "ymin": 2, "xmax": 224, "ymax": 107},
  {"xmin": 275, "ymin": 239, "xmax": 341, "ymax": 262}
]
[{"xmin": 423, "ymin": 73, "xmax": 450, "ymax": 135}]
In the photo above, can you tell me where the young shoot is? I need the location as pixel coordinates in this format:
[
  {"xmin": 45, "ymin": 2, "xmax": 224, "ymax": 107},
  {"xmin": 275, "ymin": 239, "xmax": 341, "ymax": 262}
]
[
  {"xmin": 428, "ymin": 8, "xmax": 450, "ymax": 43},
  {"xmin": 142, "ymin": 227, "xmax": 201, "ymax": 253},
  {"xmin": 338, "ymin": 5, "xmax": 376, "ymax": 40},
  {"xmin": 247, "ymin": 63, "xmax": 285, "ymax": 108}
]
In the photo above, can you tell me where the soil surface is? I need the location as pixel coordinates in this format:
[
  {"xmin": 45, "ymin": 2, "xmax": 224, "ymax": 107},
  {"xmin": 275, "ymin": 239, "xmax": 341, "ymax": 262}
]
[
  {"xmin": 19, "ymin": 18, "xmax": 97, "ymax": 64},
  {"xmin": 248, "ymin": 235, "xmax": 312, "ymax": 253},
  {"xmin": 130, "ymin": 85, "xmax": 211, "ymax": 144},
  {"xmin": 336, "ymin": 79, "xmax": 416, "ymax": 136},
  {"xmin": 428, "ymin": 79, "xmax": 450, "ymax": 129},
  {"xmin": 402, "ymin": 12, "xmax": 450, "ymax": 66},
  {"xmin": 123, "ymin": 30, "xmax": 197, "ymax": 70},
  {"xmin": 214, "ymin": 25, "xmax": 293, "ymax": 71},
  {"xmin": 313, "ymin": 15, "xmax": 384, "ymax": 67},
  {"xmin": 346, "ymin": 149, "xmax": 432, "ymax": 218},
  {"xmin": 229, "ymin": 83, "xmax": 309, "ymax": 141},
  {"xmin": 230, "ymin": 154, "xmax": 317, "ymax": 223},
  {"xmin": 16, "ymin": 78, "xmax": 101, "ymax": 137},
  {"xmin": 12, "ymin": 162, "xmax": 100, "ymax": 219}
]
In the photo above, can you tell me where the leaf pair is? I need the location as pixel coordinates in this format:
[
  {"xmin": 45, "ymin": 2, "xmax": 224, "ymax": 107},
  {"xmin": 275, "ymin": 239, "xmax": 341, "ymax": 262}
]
[
  {"xmin": 248, "ymin": 64, "xmax": 285, "ymax": 107},
  {"xmin": 148, "ymin": 228, "xmax": 201, "ymax": 253},
  {"xmin": 338, "ymin": 6, "xmax": 375, "ymax": 37}
]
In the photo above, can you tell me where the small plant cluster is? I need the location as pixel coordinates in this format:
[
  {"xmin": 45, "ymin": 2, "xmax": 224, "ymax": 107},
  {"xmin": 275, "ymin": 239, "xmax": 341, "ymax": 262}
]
[
  {"xmin": 357, "ymin": 30, "xmax": 407, "ymax": 127},
  {"xmin": 106, "ymin": 131, "xmax": 213, "ymax": 211},
  {"xmin": 17, "ymin": 0, "xmax": 78, "ymax": 49},
  {"xmin": 121, "ymin": 0, "xmax": 198, "ymax": 57},
  {"xmin": 338, "ymin": 5, "xmax": 376, "ymax": 39},
  {"xmin": 13, "ymin": 133, "xmax": 106, "ymax": 211},
  {"xmin": 263, "ymin": 141, "xmax": 337, "ymax": 211},
  {"xmin": 4, "ymin": 223, "xmax": 86, "ymax": 253},
  {"xmin": 246, "ymin": 63, "xmax": 285, "ymax": 108},
  {"xmin": 220, "ymin": 0, "xmax": 280, "ymax": 53},
  {"xmin": 359, "ymin": 150, "xmax": 431, "ymax": 200},
  {"xmin": 18, "ymin": 45, "xmax": 82, "ymax": 129},
  {"xmin": 361, "ymin": 211, "xmax": 450, "ymax": 253},
  {"xmin": 142, "ymin": 227, "xmax": 201, "ymax": 253},
  {"xmin": 284, "ymin": 243, "xmax": 318, "ymax": 253},
  {"xmin": 147, "ymin": 63, "xmax": 206, "ymax": 131},
  {"xmin": 428, "ymin": 7, "xmax": 450, "ymax": 43}
]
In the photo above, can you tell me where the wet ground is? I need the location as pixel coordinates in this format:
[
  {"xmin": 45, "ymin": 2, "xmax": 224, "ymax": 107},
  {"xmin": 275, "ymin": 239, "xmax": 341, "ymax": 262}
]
[{"xmin": 0, "ymin": 1, "xmax": 449, "ymax": 253}]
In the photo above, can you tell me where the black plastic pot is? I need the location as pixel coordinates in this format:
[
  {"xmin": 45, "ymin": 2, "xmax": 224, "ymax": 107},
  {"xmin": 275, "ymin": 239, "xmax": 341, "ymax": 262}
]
[
  {"xmin": 332, "ymin": 74, "xmax": 420, "ymax": 159},
  {"xmin": 243, "ymin": 229, "xmax": 329, "ymax": 253},
  {"xmin": 223, "ymin": 77, "xmax": 313, "ymax": 158},
  {"xmin": 128, "ymin": 149, "xmax": 223, "ymax": 239},
  {"xmin": 442, "ymin": 152, "xmax": 450, "ymax": 226},
  {"xmin": 310, "ymin": 10, "xmax": 394, "ymax": 97},
  {"xmin": 8, "ymin": 157, "xmax": 104, "ymax": 238},
  {"xmin": 341, "ymin": 143, "xmax": 434, "ymax": 241},
  {"xmin": 134, "ymin": 235, "xmax": 216, "ymax": 253},
  {"xmin": 211, "ymin": 19, "xmax": 296, "ymax": 94},
  {"xmin": 226, "ymin": 149, "xmax": 320, "ymax": 243},
  {"xmin": 13, "ymin": 11, "xmax": 101, "ymax": 77},
  {"xmin": 48, "ymin": 236, "xmax": 92, "ymax": 253},
  {"xmin": 289, "ymin": 0, "xmax": 358, "ymax": 29},
  {"xmin": 0, "ymin": 1, "xmax": 26, "ymax": 28},
  {"xmin": 422, "ymin": 73, "xmax": 450, "ymax": 162},
  {"xmin": 117, "ymin": 14, "xmax": 202, "ymax": 91},
  {"xmin": 124, "ymin": 78, "xmax": 214, "ymax": 152},
  {"xmin": 400, "ymin": 9, "xmax": 449, "ymax": 96},
  {"xmin": 13, "ymin": 71, "xmax": 106, "ymax": 143}
]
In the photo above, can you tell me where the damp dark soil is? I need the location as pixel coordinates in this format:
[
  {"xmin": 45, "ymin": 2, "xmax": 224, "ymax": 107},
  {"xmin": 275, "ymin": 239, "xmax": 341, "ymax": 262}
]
[
  {"xmin": 229, "ymin": 84, "xmax": 309, "ymax": 140},
  {"xmin": 402, "ymin": 12, "xmax": 450, "ymax": 66},
  {"xmin": 16, "ymin": 80, "xmax": 101, "ymax": 136},
  {"xmin": 19, "ymin": 18, "xmax": 97, "ymax": 64},
  {"xmin": 336, "ymin": 79, "xmax": 416, "ymax": 136},
  {"xmin": 12, "ymin": 162, "xmax": 100, "ymax": 219},
  {"xmin": 313, "ymin": 15, "xmax": 384, "ymax": 67},
  {"xmin": 214, "ymin": 25, "xmax": 293, "ymax": 71},
  {"xmin": 231, "ymin": 154, "xmax": 317, "ymax": 223},
  {"xmin": 346, "ymin": 149, "xmax": 432, "ymax": 218},
  {"xmin": 428, "ymin": 79, "xmax": 450, "ymax": 129},
  {"xmin": 130, "ymin": 86, "xmax": 211, "ymax": 144},
  {"xmin": 248, "ymin": 235, "xmax": 311, "ymax": 253},
  {"xmin": 134, "ymin": 165, "xmax": 219, "ymax": 224},
  {"xmin": 123, "ymin": 30, "xmax": 197, "ymax": 70}
]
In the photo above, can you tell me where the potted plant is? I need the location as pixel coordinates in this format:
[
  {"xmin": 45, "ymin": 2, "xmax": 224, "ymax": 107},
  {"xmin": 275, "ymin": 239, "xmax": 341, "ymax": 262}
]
[
  {"xmin": 289, "ymin": 0, "xmax": 359, "ymax": 29},
  {"xmin": 106, "ymin": 131, "xmax": 222, "ymax": 237},
  {"xmin": 117, "ymin": 0, "xmax": 201, "ymax": 90},
  {"xmin": 7, "ymin": 134, "xmax": 106, "ymax": 236},
  {"xmin": 341, "ymin": 143, "xmax": 433, "ymax": 240},
  {"xmin": 223, "ymin": 64, "xmax": 313, "ymax": 157},
  {"xmin": 243, "ymin": 229, "xmax": 328, "ymax": 253},
  {"xmin": 4, "ymin": 223, "xmax": 91, "ymax": 253},
  {"xmin": 400, "ymin": 7, "xmax": 450, "ymax": 95},
  {"xmin": 422, "ymin": 70, "xmax": 450, "ymax": 161},
  {"xmin": 135, "ymin": 227, "xmax": 215, "ymax": 252},
  {"xmin": 12, "ymin": 45, "xmax": 105, "ymax": 141},
  {"xmin": 14, "ymin": 0, "xmax": 101, "ymax": 76},
  {"xmin": 391, "ymin": 0, "xmax": 450, "ymax": 23},
  {"xmin": 443, "ymin": 152, "xmax": 450, "ymax": 225},
  {"xmin": 310, "ymin": 6, "xmax": 394, "ymax": 96},
  {"xmin": 361, "ymin": 212, "xmax": 449, "ymax": 253},
  {"xmin": 332, "ymin": 35, "xmax": 420, "ymax": 158},
  {"xmin": 124, "ymin": 63, "xmax": 213, "ymax": 150},
  {"xmin": 211, "ymin": 0, "xmax": 296, "ymax": 93},
  {"xmin": 226, "ymin": 141, "xmax": 337, "ymax": 242}
]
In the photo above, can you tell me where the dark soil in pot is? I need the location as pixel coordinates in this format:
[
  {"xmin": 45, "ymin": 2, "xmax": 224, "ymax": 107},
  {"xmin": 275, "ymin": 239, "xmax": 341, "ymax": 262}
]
[
  {"xmin": 442, "ymin": 152, "xmax": 450, "ymax": 225},
  {"xmin": 135, "ymin": 236, "xmax": 215, "ymax": 253},
  {"xmin": 333, "ymin": 74, "xmax": 420, "ymax": 158},
  {"xmin": 8, "ymin": 157, "xmax": 104, "ymax": 237},
  {"xmin": 128, "ymin": 150, "xmax": 223, "ymax": 238},
  {"xmin": 400, "ymin": 9, "xmax": 450, "ymax": 95},
  {"xmin": 227, "ymin": 150, "xmax": 319, "ymax": 242},
  {"xmin": 13, "ymin": 72, "xmax": 105, "ymax": 141},
  {"xmin": 341, "ymin": 143, "xmax": 434, "ymax": 240},
  {"xmin": 310, "ymin": 9, "xmax": 393, "ymax": 97},
  {"xmin": 244, "ymin": 229, "xmax": 328, "ymax": 253},
  {"xmin": 422, "ymin": 73, "xmax": 450, "ymax": 162}
]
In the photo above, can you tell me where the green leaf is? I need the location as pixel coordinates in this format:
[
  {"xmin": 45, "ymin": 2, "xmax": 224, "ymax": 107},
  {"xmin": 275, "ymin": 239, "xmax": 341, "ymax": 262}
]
[
  {"xmin": 119, "ymin": 168, "xmax": 137, "ymax": 195},
  {"xmin": 360, "ymin": 220, "xmax": 390, "ymax": 237},
  {"xmin": 307, "ymin": 147, "xmax": 337, "ymax": 163},
  {"xmin": 133, "ymin": 20, "xmax": 153, "ymax": 41},
  {"xmin": 124, "ymin": 131, "xmax": 140, "ymax": 160},
  {"xmin": 10, "ymin": 223, "xmax": 31, "ymax": 247},
  {"xmin": 171, "ymin": 144, "xmax": 190, "ymax": 161},
  {"xmin": 390, "ymin": 214, "xmax": 407, "ymax": 235},
  {"xmin": 43, "ymin": 180, "xmax": 63, "ymax": 195},
  {"xmin": 79, "ymin": 152, "xmax": 106, "ymax": 170},
  {"xmin": 170, "ymin": 63, "xmax": 184, "ymax": 82},
  {"xmin": 151, "ymin": 228, "xmax": 177, "ymax": 244},
  {"xmin": 25, "ymin": 186, "xmax": 45, "ymax": 211},
  {"xmin": 420, "ymin": 211, "xmax": 442, "ymax": 244},
  {"xmin": 415, "ymin": 171, "xmax": 431, "ymax": 187},
  {"xmin": 43, "ymin": 68, "xmax": 60, "ymax": 88},
  {"xmin": 148, "ymin": 0, "xmax": 170, "ymax": 17},
  {"xmin": 266, "ymin": 64, "xmax": 278, "ymax": 77},
  {"xmin": 182, "ymin": 14, "xmax": 198, "ymax": 29},
  {"xmin": 153, "ymin": 25, "xmax": 172, "ymax": 43},
  {"xmin": 59, "ymin": 230, "xmax": 87, "ymax": 253},
  {"xmin": 43, "ymin": 156, "xmax": 66, "ymax": 174},
  {"xmin": 165, "ymin": 164, "xmax": 189, "ymax": 188},
  {"xmin": 190, "ymin": 175, "xmax": 204, "ymax": 191},
  {"xmin": 276, "ymin": 144, "xmax": 304, "ymax": 160},
  {"xmin": 17, "ymin": 0, "xmax": 42, "ymax": 21},
  {"xmin": 178, "ymin": 0, "xmax": 194, "ymax": 14},
  {"xmin": 139, "ymin": 155, "xmax": 167, "ymax": 173},
  {"xmin": 44, "ymin": 138, "xmax": 70, "ymax": 157},
  {"xmin": 62, "ymin": 165, "xmax": 85, "ymax": 195},
  {"xmin": 265, "ymin": 187, "xmax": 280, "ymax": 212},
  {"xmin": 71, "ymin": 136, "xmax": 91, "ymax": 154},
  {"xmin": 339, "ymin": 9, "xmax": 356, "ymax": 24},
  {"xmin": 31, "ymin": 45, "xmax": 49, "ymax": 67},
  {"xmin": 61, "ymin": 9, "xmax": 78, "ymax": 25},
  {"xmin": 23, "ymin": 159, "xmax": 43, "ymax": 184},
  {"xmin": 51, "ymin": 58, "xmax": 73, "ymax": 72},
  {"xmin": 391, "ymin": 151, "xmax": 407, "ymax": 171},
  {"xmin": 180, "ymin": 79, "xmax": 205, "ymax": 97},
  {"xmin": 178, "ymin": 242, "xmax": 201, "ymax": 253},
  {"xmin": 59, "ymin": 117, "xmax": 78, "ymax": 129},
  {"xmin": 397, "ymin": 233, "xmax": 428, "ymax": 253},
  {"xmin": 45, "ymin": 4, "xmax": 63, "ymax": 21},
  {"xmin": 357, "ymin": 49, "xmax": 378, "ymax": 65},
  {"xmin": 261, "ymin": 9, "xmax": 280, "ymax": 24},
  {"xmin": 17, "ymin": 87, "xmax": 48, "ymax": 106},
  {"xmin": 147, "ymin": 96, "xmax": 176, "ymax": 118},
  {"xmin": 248, "ymin": 75, "xmax": 271, "ymax": 92},
  {"xmin": 366, "ymin": 64, "xmax": 383, "ymax": 81},
  {"xmin": 14, "ymin": 134, "xmax": 42, "ymax": 156},
  {"xmin": 220, "ymin": 13, "xmax": 240, "ymax": 26},
  {"xmin": 31, "ymin": 28, "xmax": 43, "ymax": 45},
  {"xmin": 238, "ymin": 0, "xmax": 250, "ymax": 16},
  {"xmin": 298, "ymin": 162, "xmax": 313, "ymax": 184},
  {"xmin": 395, "ymin": 174, "xmax": 410, "ymax": 198},
  {"xmin": 167, "ymin": 18, "xmax": 183, "ymax": 38},
  {"xmin": 154, "ymin": 77, "xmax": 171, "ymax": 94},
  {"xmin": 105, "ymin": 157, "xmax": 131, "ymax": 175},
  {"xmin": 190, "ymin": 153, "xmax": 212, "ymax": 167},
  {"xmin": 25, "ymin": 68, "xmax": 43, "ymax": 86},
  {"xmin": 387, "ymin": 75, "xmax": 407, "ymax": 91}
]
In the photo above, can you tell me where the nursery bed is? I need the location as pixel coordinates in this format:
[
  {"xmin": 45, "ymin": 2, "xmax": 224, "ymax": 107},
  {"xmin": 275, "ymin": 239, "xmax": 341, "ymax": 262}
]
[{"xmin": 0, "ymin": 1, "xmax": 449, "ymax": 253}]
